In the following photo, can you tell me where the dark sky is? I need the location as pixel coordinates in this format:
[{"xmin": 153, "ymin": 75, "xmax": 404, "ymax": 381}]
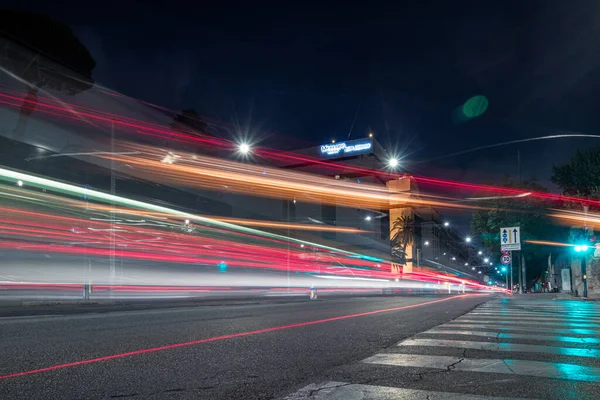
[{"xmin": 9, "ymin": 0, "xmax": 600, "ymax": 188}]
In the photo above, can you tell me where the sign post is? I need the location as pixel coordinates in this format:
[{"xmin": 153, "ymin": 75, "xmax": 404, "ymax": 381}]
[{"xmin": 501, "ymin": 227, "xmax": 521, "ymax": 293}]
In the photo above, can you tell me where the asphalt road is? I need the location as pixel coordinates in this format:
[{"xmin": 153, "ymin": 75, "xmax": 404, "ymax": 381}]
[{"xmin": 0, "ymin": 294, "xmax": 489, "ymax": 399}]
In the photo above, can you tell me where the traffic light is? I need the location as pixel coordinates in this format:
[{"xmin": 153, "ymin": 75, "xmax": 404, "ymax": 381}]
[{"xmin": 217, "ymin": 261, "xmax": 228, "ymax": 272}]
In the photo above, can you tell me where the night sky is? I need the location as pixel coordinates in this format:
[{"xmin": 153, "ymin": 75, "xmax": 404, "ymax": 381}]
[{"xmin": 8, "ymin": 0, "xmax": 600, "ymax": 189}]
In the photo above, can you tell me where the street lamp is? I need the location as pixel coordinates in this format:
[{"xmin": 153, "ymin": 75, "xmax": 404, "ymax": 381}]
[
  {"xmin": 444, "ymin": 221, "xmax": 450, "ymax": 227},
  {"xmin": 17, "ymin": 180, "xmax": 23, "ymax": 187},
  {"xmin": 484, "ymin": 258, "xmax": 489, "ymax": 263},
  {"xmin": 477, "ymin": 250, "xmax": 483, "ymax": 255},
  {"xmin": 451, "ymin": 256, "xmax": 456, "ymax": 261},
  {"xmin": 388, "ymin": 158, "xmax": 399, "ymax": 168},
  {"xmin": 365, "ymin": 215, "xmax": 372, "ymax": 221},
  {"xmin": 238, "ymin": 143, "xmax": 251, "ymax": 154},
  {"xmin": 184, "ymin": 219, "xmax": 190, "ymax": 225},
  {"xmin": 464, "ymin": 262, "xmax": 468, "ymax": 266},
  {"xmin": 424, "ymin": 241, "xmax": 429, "ymax": 246},
  {"xmin": 471, "ymin": 267, "xmax": 476, "ymax": 270},
  {"xmin": 465, "ymin": 236, "xmax": 472, "ymax": 243}
]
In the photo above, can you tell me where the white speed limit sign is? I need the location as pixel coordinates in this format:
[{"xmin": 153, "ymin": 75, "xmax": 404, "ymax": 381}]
[{"xmin": 501, "ymin": 254, "xmax": 512, "ymax": 265}]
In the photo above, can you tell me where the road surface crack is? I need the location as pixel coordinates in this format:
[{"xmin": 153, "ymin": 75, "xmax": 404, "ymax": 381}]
[
  {"xmin": 307, "ymin": 382, "xmax": 353, "ymax": 397},
  {"xmin": 411, "ymin": 350, "xmax": 466, "ymax": 381}
]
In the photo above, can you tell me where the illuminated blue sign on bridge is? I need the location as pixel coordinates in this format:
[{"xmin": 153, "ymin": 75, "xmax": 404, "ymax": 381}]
[{"xmin": 320, "ymin": 139, "xmax": 373, "ymax": 157}]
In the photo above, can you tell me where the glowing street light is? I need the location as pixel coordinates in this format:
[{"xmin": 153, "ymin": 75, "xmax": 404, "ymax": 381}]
[
  {"xmin": 424, "ymin": 241, "xmax": 430, "ymax": 246},
  {"xmin": 444, "ymin": 221, "xmax": 450, "ymax": 227},
  {"xmin": 464, "ymin": 262, "xmax": 468, "ymax": 266},
  {"xmin": 484, "ymin": 258, "xmax": 489, "ymax": 263},
  {"xmin": 451, "ymin": 256, "xmax": 456, "ymax": 261},
  {"xmin": 478, "ymin": 250, "xmax": 483, "ymax": 255},
  {"xmin": 368, "ymin": 132, "xmax": 374, "ymax": 138},
  {"xmin": 184, "ymin": 219, "xmax": 190, "ymax": 225},
  {"xmin": 388, "ymin": 158, "xmax": 399, "ymax": 168},
  {"xmin": 465, "ymin": 236, "xmax": 472, "ymax": 243},
  {"xmin": 365, "ymin": 215, "xmax": 372, "ymax": 221},
  {"xmin": 17, "ymin": 180, "xmax": 23, "ymax": 187},
  {"xmin": 238, "ymin": 143, "xmax": 251, "ymax": 154}
]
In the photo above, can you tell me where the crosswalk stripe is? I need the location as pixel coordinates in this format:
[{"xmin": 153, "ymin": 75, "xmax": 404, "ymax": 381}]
[
  {"xmin": 282, "ymin": 381, "xmax": 529, "ymax": 399},
  {"xmin": 465, "ymin": 313, "xmax": 600, "ymax": 322},
  {"xmin": 437, "ymin": 323, "xmax": 600, "ymax": 335},
  {"xmin": 423, "ymin": 329, "xmax": 600, "ymax": 344},
  {"xmin": 450, "ymin": 319, "xmax": 600, "ymax": 328},
  {"xmin": 398, "ymin": 338, "xmax": 600, "ymax": 358},
  {"xmin": 362, "ymin": 353, "xmax": 600, "ymax": 382}
]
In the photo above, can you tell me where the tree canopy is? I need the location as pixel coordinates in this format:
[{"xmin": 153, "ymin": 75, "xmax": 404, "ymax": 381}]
[
  {"xmin": 551, "ymin": 148, "xmax": 600, "ymax": 199},
  {"xmin": 471, "ymin": 178, "xmax": 567, "ymax": 277},
  {"xmin": 0, "ymin": 10, "xmax": 96, "ymax": 140},
  {"xmin": 390, "ymin": 215, "xmax": 415, "ymax": 264},
  {"xmin": 0, "ymin": 9, "xmax": 95, "ymax": 92}
]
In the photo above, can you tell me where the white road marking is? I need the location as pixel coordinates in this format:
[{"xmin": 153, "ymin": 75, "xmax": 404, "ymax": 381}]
[
  {"xmin": 362, "ymin": 353, "xmax": 600, "ymax": 382},
  {"xmin": 423, "ymin": 329, "xmax": 600, "ymax": 344},
  {"xmin": 282, "ymin": 381, "xmax": 529, "ymax": 399},
  {"xmin": 434, "ymin": 324, "xmax": 600, "ymax": 336},
  {"xmin": 398, "ymin": 338, "xmax": 600, "ymax": 358},
  {"xmin": 450, "ymin": 319, "xmax": 600, "ymax": 328}
]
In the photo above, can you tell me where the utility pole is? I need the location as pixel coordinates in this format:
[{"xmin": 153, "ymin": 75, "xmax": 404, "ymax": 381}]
[
  {"xmin": 510, "ymin": 258, "xmax": 513, "ymax": 293},
  {"xmin": 521, "ymin": 255, "xmax": 527, "ymax": 293},
  {"xmin": 109, "ymin": 120, "xmax": 116, "ymax": 297},
  {"xmin": 517, "ymin": 253, "xmax": 522, "ymax": 294}
]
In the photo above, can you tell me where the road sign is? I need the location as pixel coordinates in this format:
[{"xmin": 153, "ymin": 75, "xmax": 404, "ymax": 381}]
[
  {"xmin": 501, "ymin": 249, "xmax": 511, "ymax": 256},
  {"xmin": 501, "ymin": 254, "xmax": 512, "ymax": 265},
  {"xmin": 501, "ymin": 226, "xmax": 521, "ymax": 251}
]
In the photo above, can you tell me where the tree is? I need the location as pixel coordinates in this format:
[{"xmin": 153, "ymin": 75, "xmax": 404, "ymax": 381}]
[
  {"xmin": 552, "ymin": 148, "xmax": 600, "ymax": 200},
  {"xmin": 390, "ymin": 215, "xmax": 415, "ymax": 264},
  {"xmin": 0, "ymin": 10, "xmax": 95, "ymax": 139},
  {"xmin": 471, "ymin": 178, "xmax": 567, "ymax": 278}
]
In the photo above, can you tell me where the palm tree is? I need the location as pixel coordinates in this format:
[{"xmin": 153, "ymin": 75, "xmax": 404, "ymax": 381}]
[{"xmin": 391, "ymin": 215, "xmax": 415, "ymax": 264}]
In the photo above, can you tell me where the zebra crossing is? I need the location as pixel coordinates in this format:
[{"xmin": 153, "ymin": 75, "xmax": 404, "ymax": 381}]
[{"xmin": 282, "ymin": 297, "xmax": 600, "ymax": 399}]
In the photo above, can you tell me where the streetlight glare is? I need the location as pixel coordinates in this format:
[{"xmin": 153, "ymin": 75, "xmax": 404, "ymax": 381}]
[
  {"xmin": 239, "ymin": 143, "xmax": 251, "ymax": 154},
  {"xmin": 388, "ymin": 158, "xmax": 398, "ymax": 168},
  {"xmin": 484, "ymin": 258, "xmax": 489, "ymax": 263},
  {"xmin": 465, "ymin": 236, "xmax": 472, "ymax": 243},
  {"xmin": 424, "ymin": 241, "xmax": 430, "ymax": 246},
  {"xmin": 17, "ymin": 180, "xmax": 23, "ymax": 187},
  {"xmin": 444, "ymin": 221, "xmax": 450, "ymax": 227},
  {"xmin": 477, "ymin": 250, "xmax": 482, "ymax": 255},
  {"xmin": 365, "ymin": 215, "xmax": 372, "ymax": 221}
]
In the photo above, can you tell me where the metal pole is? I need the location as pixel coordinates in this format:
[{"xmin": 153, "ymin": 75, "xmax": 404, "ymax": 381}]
[
  {"xmin": 505, "ymin": 269, "xmax": 508, "ymax": 291},
  {"xmin": 517, "ymin": 252, "xmax": 522, "ymax": 294},
  {"xmin": 110, "ymin": 121, "xmax": 116, "ymax": 296},
  {"xmin": 521, "ymin": 254, "xmax": 527, "ymax": 293},
  {"xmin": 582, "ymin": 255, "xmax": 588, "ymax": 298},
  {"xmin": 510, "ymin": 259, "xmax": 513, "ymax": 293}
]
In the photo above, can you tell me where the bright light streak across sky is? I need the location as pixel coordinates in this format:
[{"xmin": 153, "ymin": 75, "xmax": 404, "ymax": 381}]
[{"xmin": 2, "ymin": 89, "xmax": 600, "ymax": 210}]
